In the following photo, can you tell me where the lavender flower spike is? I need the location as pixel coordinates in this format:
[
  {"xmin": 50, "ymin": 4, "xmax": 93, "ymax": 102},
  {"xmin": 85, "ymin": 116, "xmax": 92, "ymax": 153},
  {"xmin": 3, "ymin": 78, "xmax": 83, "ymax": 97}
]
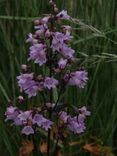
[{"xmin": 5, "ymin": 0, "xmax": 90, "ymax": 142}]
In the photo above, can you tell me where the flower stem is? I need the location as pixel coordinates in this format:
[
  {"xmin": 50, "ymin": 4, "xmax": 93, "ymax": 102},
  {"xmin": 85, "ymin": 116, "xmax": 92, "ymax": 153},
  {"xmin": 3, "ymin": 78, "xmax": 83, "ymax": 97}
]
[
  {"xmin": 47, "ymin": 111, "xmax": 52, "ymax": 156},
  {"xmin": 47, "ymin": 1, "xmax": 57, "ymax": 155}
]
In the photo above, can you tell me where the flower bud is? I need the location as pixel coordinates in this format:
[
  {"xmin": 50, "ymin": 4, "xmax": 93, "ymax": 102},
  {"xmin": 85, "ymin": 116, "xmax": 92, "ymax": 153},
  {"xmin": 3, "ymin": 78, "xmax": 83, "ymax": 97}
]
[
  {"xmin": 45, "ymin": 29, "xmax": 51, "ymax": 37},
  {"xmin": 21, "ymin": 64, "xmax": 27, "ymax": 71},
  {"xmin": 37, "ymin": 75, "xmax": 43, "ymax": 80},
  {"xmin": 17, "ymin": 96, "xmax": 24, "ymax": 103},
  {"xmin": 49, "ymin": 0, "xmax": 54, "ymax": 5},
  {"xmin": 34, "ymin": 19, "xmax": 40, "ymax": 25},
  {"xmin": 54, "ymin": 7, "xmax": 59, "ymax": 13}
]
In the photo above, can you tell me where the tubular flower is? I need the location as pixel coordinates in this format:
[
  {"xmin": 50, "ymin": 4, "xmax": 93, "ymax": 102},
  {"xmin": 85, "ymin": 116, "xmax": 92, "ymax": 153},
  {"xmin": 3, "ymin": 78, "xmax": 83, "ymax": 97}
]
[
  {"xmin": 33, "ymin": 114, "xmax": 53, "ymax": 131},
  {"xmin": 21, "ymin": 126, "xmax": 34, "ymax": 135},
  {"xmin": 44, "ymin": 77, "xmax": 58, "ymax": 90},
  {"xmin": 59, "ymin": 107, "xmax": 90, "ymax": 134},
  {"xmin": 28, "ymin": 43, "xmax": 47, "ymax": 66},
  {"xmin": 68, "ymin": 70, "xmax": 88, "ymax": 88},
  {"xmin": 56, "ymin": 10, "xmax": 70, "ymax": 20},
  {"xmin": 58, "ymin": 58, "xmax": 68, "ymax": 69},
  {"xmin": 17, "ymin": 73, "xmax": 39, "ymax": 97}
]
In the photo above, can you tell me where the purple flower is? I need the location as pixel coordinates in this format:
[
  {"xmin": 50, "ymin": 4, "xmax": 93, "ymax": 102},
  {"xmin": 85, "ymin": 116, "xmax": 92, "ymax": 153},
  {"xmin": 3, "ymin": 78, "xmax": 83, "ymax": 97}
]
[
  {"xmin": 56, "ymin": 10, "xmax": 70, "ymax": 20},
  {"xmin": 26, "ymin": 33, "xmax": 38, "ymax": 44},
  {"xmin": 59, "ymin": 111, "xmax": 89, "ymax": 134},
  {"xmin": 28, "ymin": 43, "xmax": 47, "ymax": 66},
  {"xmin": 41, "ymin": 16, "xmax": 50, "ymax": 24},
  {"xmin": 51, "ymin": 32, "xmax": 72, "ymax": 52},
  {"xmin": 14, "ymin": 117, "xmax": 23, "ymax": 125},
  {"xmin": 63, "ymin": 34, "xmax": 73, "ymax": 41},
  {"xmin": 51, "ymin": 32, "xmax": 64, "ymax": 51},
  {"xmin": 21, "ymin": 126, "xmax": 34, "ymax": 135},
  {"xmin": 5, "ymin": 106, "xmax": 24, "ymax": 125},
  {"xmin": 59, "ymin": 111, "xmax": 70, "ymax": 123},
  {"xmin": 62, "ymin": 25, "xmax": 72, "ymax": 35},
  {"xmin": 67, "ymin": 115, "xmax": 86, "ymax": 134},
  {"xmin": 33, "ymin": 114, "xmax": 44, "ymax": 126},
  {"xmin": 33, "ymin": 114, "xmax": 53, "ymax": 131},
  {"xmin": 17, "ymin": 110, "xmax": 32, "ymax": 121},
  {"xmin": 58, "ymin": 58, "xmax": 67, "ymax": 69},
  {"xmin": 34, "ymin": 24, "xmax": 48, "ymax": 35},
  {"xmin": 67, "ymin": 120, "xmax": 86, "ymax": 134},
  {"xmin": 44, "ymin": 77, "xmax": 58, "ymax": 90},
  {"xmin": 17, "ymin": 73, "xmax": 39, "ymax": 98},
  {"xmin": 61, "ymin": 45, "xmax": 75, "ymax": 59},
  {"xmin": 51, "ymin": 38, "xmax": 62, "ymax": 52},
  {"xmin": 68, "ymin": 70, "xmax": 88, "ymax": 88},
  {"xmin": 41, "ymin": 119, "xmax": 53, "ymax": 131},
  {"xmin": 5, "ymin": 106, "xmax": 18, "ymax": 121},
  {"xmin": 54, "ymin": 32, "xmax": 65, "ymax": 42}
]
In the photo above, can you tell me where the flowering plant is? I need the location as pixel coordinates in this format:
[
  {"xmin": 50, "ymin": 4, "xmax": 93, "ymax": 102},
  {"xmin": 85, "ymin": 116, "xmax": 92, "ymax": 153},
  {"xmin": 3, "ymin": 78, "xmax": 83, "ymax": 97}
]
[{"xmin": 5, "ymin": 1, "xmax": 90, "ymax": 155}]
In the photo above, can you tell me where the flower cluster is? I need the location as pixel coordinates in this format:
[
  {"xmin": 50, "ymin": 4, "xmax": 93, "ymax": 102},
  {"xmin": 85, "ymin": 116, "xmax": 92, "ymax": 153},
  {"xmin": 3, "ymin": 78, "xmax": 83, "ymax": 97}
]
[
  {"xmin": 59, "ymin": 106, "xmax": 90, "ymax": 134},
  {"xmin": 51, "ymin": 32, "xmax": 74, "ymax": 59},
  {"xmin": 5, "ymin": 1, "xmax": 90, "ymax": 139},
  {"xmin": 5, "ymin": 106, "xmax": 53, "ymax": 135},
  {"xmin": 17, "ymin": 73, "xmax": 58, "ymax": 97},
  {"xmin": 17, "ymin": 73, "xmax": 39, "ymax": 98}
]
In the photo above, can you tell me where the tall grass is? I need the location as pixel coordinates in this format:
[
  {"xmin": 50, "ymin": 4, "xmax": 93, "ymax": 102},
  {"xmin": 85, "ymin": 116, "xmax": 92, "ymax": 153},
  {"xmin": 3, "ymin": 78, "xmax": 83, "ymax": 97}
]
[{"xmin": 0, "ymin": 0, "xmax": 116, "ymax": 155}]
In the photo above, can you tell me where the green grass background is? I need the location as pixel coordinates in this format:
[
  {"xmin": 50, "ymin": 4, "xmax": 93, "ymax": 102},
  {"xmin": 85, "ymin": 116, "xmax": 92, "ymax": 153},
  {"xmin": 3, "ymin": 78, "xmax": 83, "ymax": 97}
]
[{"xmin": 0, "ymin": 0, "xmax": 117, "ymax": 155}]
